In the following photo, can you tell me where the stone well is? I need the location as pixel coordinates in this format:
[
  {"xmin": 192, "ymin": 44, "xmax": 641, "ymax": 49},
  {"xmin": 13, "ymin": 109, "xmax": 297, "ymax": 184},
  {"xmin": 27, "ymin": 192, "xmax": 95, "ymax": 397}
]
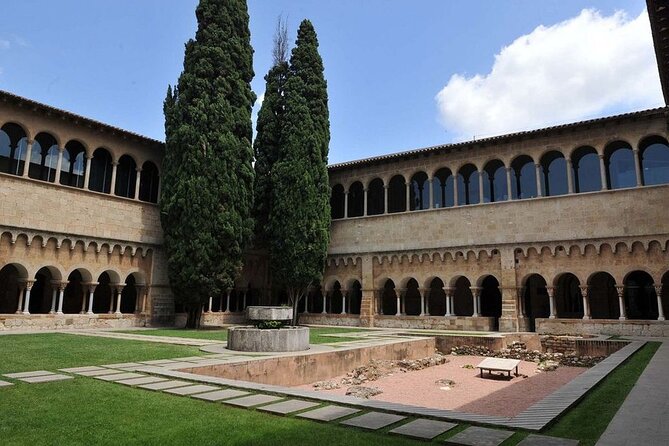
[{"xmin": 227, "ymin": 306, "xmax": 310, "ymax": 352}]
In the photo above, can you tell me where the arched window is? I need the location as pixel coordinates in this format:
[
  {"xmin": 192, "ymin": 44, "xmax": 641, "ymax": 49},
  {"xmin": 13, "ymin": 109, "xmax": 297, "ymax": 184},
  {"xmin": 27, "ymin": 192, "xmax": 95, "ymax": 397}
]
[
  {"xmin": 523, "ymin": 274, "xmax": 549, "ymax": 332},
  {"xmin": 367, "ymin": 178, "xmax": 384, "ymax": 216},
  {"xmin": 457, "ymin": 164, "xmax": 479, "ymax": 205},
  {"xmin": 482, "ymin": 160, "xmax": 507, "ymax": 203},
  {"xmin": 114, "ymin": 155, "xmax": 137, "ymax": 198},
  {"xmin": 388, "ymin": 175, "xmax": 406, "ymax": 213},
  {"xmin": 588, "ymin": 272, "xmax": 619, "ymax": 319},
  {"xmin": 0, "ymin": 123, "xmax": 28, "ymax": 176},
  {"xmin": 571, "ymin": 146, "xmax": 601, "ymax": 193},
  {"xmin": 605, "ymin": 141, "xmax": 636, "ymax": 189},
  {"xmin": 60, "ymin": 141, "xmax": 86, "ymax": 188},
  {"xmin": 330, "ymin": 184, "xmax": 345, "ymax": 219},
  {"xmin": 555, "ymin": 273, "xmax": 582, "ymax": 318},
  {"xmin": 452, "ymin": 276, "xmax": 473, "ymax": 316},
  {"xmin": 89, "ymin": 148, "xmax": 113, "ymax": 193},
  {"xmin": 347, "ymin": 181, "xmax": 364, "ymax": 217},
  {"xmin": 511, "ymin": 155, "xmax": 537, "ymax": 199},
  {"xmin": 409, "ymin": 171, "xmax": 429, "ymax": 210},
  {"xmin": 432, "ymin": 168, "xmax": 454, "ymax": 208},
  {"xmin": 29, "ymin": 132, "xmax": 59, "ymax": 182},
  {"xmin": 139, "ymin": 161, "xmax": 160, "ymax": 203},
  {"xmin": 381, "ymin": 279, "xmax": 397, "ymax": 315},
  {"xmin": 625, "ymin": 271, "xmax": 658, "ymax": 320},
  {"xmin": 639, "ymin": 136, "xmax": 669, "ymax": 186},
  {"xmin": 540, "ymin": 151, "xmax": 568, "ymax": 196}
]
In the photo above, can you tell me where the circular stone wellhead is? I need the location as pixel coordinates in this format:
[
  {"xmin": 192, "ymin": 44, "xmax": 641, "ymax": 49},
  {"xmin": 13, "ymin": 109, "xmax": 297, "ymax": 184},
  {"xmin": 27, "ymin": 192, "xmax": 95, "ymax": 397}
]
[
  {"xmin": 226, "ymin": 326, "xmax": 310, "ymax": 352},
  {"xmin": 245, "ymin": 306, "xmax": 293, "ymax": 321}
]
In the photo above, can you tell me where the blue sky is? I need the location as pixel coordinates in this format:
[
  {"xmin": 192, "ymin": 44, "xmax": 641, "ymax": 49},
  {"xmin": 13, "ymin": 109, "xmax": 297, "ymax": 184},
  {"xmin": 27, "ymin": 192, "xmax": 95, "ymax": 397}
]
[{"xmin": 0, "ymin": 0, "xmax": 660, "ymax": 164}]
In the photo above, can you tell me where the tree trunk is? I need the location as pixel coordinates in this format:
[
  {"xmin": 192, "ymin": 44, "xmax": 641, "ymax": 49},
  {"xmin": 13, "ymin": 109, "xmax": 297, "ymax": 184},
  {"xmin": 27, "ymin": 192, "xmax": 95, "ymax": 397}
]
[{"xmin": 185, "ymin": 304, "xmax": 202, "ymax": 329}]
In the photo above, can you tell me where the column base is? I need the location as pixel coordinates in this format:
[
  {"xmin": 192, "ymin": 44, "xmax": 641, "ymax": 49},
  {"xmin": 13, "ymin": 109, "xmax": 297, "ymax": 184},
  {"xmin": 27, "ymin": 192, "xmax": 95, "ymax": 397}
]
[
  {"xmin": 619, "ymin": 316, "xmax": 627, "ymax": 321},
  {"xmin": 659, "ymin": 317, "xmax": 666, "ymax": 321},
  {"xmin": 549, "ymin": 315, "xmax": 556, "ymax": 319},
  {"xmin": 22, "ymin": 311, "xmax": 30, "ymax": 315},
  {"xmin": 56, "ymin": 311, "xmax": 64, "ymax": 315}
]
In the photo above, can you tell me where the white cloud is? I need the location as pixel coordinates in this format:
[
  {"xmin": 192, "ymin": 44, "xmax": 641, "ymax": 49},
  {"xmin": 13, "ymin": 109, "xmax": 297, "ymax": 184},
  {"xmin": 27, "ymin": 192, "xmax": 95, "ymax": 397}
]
[
  {"xmin": 435, "ymin": 9, "xmax": 663, "ymax": 140},
  {"xmin": 254, "ymin": 92, "xmax": 265, "ymax": 109}
]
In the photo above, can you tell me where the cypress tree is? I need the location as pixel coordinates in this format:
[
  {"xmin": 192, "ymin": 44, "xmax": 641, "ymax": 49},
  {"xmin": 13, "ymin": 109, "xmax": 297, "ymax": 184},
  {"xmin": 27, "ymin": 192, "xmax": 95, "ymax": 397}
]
[
  {"xmin": 268, "ymin": 20, "xmax": 331, "ymax": 325},
  {"xmin": 162, "ymin": 0, "xmax": 255, "ymax": 328}
]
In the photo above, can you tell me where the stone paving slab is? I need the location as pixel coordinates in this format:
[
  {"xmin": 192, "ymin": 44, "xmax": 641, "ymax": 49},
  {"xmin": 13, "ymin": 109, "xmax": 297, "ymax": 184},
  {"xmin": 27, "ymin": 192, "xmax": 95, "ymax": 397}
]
[
  {"xmin": 258, "ymin": 399, "xmax": 320, "ymax": 415},
  {"xmin": 4, "ymin": 370, "xmax": 55, "ymax": 379},
  {"xmin": 223, "ymin": 394, "xmax": 283, "ymax": 408},
  {"xmin": 297, "ymin": 405, "xmax": 361, "ymax": 422},
  {"xmin": 160, "ymin": 362, "xmax": 203, "ymax": 369},
  {"xmin": 20, "ymin": 374, "xmax": 74, "ymax": 384},
  {"xmin": 517, "ymin": 434, "xmax": 579, "ymax": 445},
  {"xmin": 95, "ymin": 372, "xmax": 145, "ymax": 382},
  {"xmin": 0, "ymin": 379, "xmax": 14, "ymax": 387},
  {"xmin": 389, "ymin": 419, "xmax": 458, "ymax": 440},
  {"xmin": 141, "ymin": 359, "xmax": 182, "ymax": 365},
  {"xmin": 60, "ymin": 366, "xmax": 106, "ymax": 373},
  {"xmin": 101, "ymin": 362, "xmax": 144, "ymax": 369},
  {"xmin": 340, "ymin": 412, "xmax": 406, "ymax": 430},
  {"xmin": 164, "ymin": 384, "xmax": 220, "ymax": 395},
  {"xmin": 139, "ymin": 380, "xmax": 192, "ymax": 391},
  {"xmin": 75, "ymin": 368, "xmax": 124, "ymax": 377},
  {"xmin": 444, "ymin": 426, "xmax": 514, "ymax": 446},
  {"xmin": 192, "ymin": 389, "xmax": 250, "ymax": 401},
  {"xmin": 116, "ymin": 376, "xmax": 168, "ymax": 386}
]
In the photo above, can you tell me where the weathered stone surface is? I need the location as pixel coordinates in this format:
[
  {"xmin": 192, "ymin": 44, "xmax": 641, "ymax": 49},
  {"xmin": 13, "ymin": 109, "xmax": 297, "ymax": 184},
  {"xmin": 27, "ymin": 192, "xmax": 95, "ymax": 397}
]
[
  {"xmin": 4, "ymin": 370, "xmax": 54, "ymax": 379},
  {"xmin": 246, "ymin": 306, "xmax": 293, "ymax": 321},
  {"xmin": 138, "ymin": 380, "xmax": 192, "ymax": 391},
  {"xmin": 389, "ymin": 419, "xmax": 457, "ymax": 439},
  {"xmin": 227, "ymin": 326, "xmax": 309, "ymax": 352},
  {"xmin": 0, "ymin": 380, "xmax": 15, "ymax": 387},
  {"xmin": 257, "ymin": 399, "xmax": 320, "ymax": 415},
  {"xmin": 445, "ymin": 426, "xmax": 514, "ymax": 446},
  {"xmin": 20, "ymin": 374, "xmax": 74, "ymax": 383},
  {"xmin": 345, "ymin": 386, "xmax": 383, "ymax": 399},
  {"xmin": 297, "ymin": 405, "xmax": 360, "ymax": 421},
  {"xmin": 60, "ymin": 366, "xmax": 106, "ymax": 373},
  {"xmin": 191, "ymin": 389, "xmax": 250, "ymax": 401},
  {"xmin": 517, "ymin": 434, "xmax": 579, "ymax": 446},
  {"xmin": 95, "ymin": 372, "xmax": 145, "ymax": 382},
  {"xmin": 163, "ymin": 384, "xmax": 219, "ymax": 395},
  {"xmin": 340, "ymin": 412, "xmax": 406, "ymax": 430},
  {"xmin": 223, "ymin": 394, "xmax": 283, "ymax": 407},
  {"xmin": 75, "ymin": 369, "xmax": 125, "ymax": 377},
  {"xmin": 116, "ymin": 376, "xmax": 167, "ymax": 386}
]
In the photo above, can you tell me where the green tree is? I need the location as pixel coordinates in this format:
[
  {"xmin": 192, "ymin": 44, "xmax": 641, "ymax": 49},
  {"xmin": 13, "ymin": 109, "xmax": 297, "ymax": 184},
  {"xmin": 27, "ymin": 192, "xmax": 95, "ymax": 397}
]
[
  {"xmin": 162, "ymin": 0, "xmax": 255, "ymax": 328},
  {"xmin": 268, "ymin": 20, "xmax": 331, "ymax": 325}
]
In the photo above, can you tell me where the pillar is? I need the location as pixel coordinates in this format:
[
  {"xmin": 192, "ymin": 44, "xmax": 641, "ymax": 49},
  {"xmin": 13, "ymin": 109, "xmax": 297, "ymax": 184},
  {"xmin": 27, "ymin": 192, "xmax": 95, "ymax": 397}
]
[
  {"xmin": 87, "ymin": 283, "xmax": 97, "ymax": 315},
  {"xmin": 343, "ymin": 191, "xmax": 349, "ymax": 218},
  {"xmin": 383, "ymin": 185, "xmax": 388, "ymax": 214},
  {"xmin": 633, "ymin": 149, "xmax": 642, "ymax": 186},
  {"xmin": 141, "ymin": 287, "xmax": 149, "ymax": 314},
  {"xmin": 405, "ymin": 181, "xmax": 410, "ymax": 211},
  {"xmin": 419, "ymin": 288, "xmax": 427, "ymax": 316},
  {"xmin": 427, "ymin": 176, "xmax": 434, "ymax": 209},
  {"xmin": 505, "ymin": 167, "xmax": 513, "ymax": 200},
  {"xmin": 616, "ymin": 285, "xmax": 627, "ymax": 320},
  {"xmin": 444, "ymin": 287, "xmax": 452, "ymax": 316},
  {"xmin": 115, "ymin": 285, "xmax": 124, "ymax": 315},
  {"xmin": 470, "ymin": 287, "xmax": 481, "ymax": 317},
  {"xmin": 363, "ymin": 187, "xmax": 368, "ymax": 216},
  {"xmin": 22, "ymin": 280, "xmax": 35, "ymax": 315},
  {"xmin": 207, "ymin": 296, "xmax": 213, "ymax": 313},
  {"xmin": 109, "ymin": 161, "xmax": 119, "ymax": 195},
  {"xmin": 242, "ymin": 290, "xmax": 247, "ymax": 311},
  {"xmin": 55, "ymin": 147, "xmax": 65, "ymax": 184},
  {"xmin": 225, "ymin": 289, "xmax": 231, "ymax": 313},
  {"xmin": 516, "ymin": 287, "xmax": 526, "ymax": 317},
  {"xmin": 478, "ymin": 170, "xmax": 484, "ymax": 203},
  {"xmin": 453, "ymin": 175, "xmax": 459, "ymax": 206},
  {"xmin": 49, "ymin": 285, "xmax": 58, "ymax": 314},
  {"xmin": 134, "ymin": 167, "xmax": 142, "ymax": 200},
  {"xmin": 80, "ymin": 284, "xmax": 88, "ymax": 314},
  {"xmin": 566, "ymin": 157, "xmax": 574, "ymax": 194},
  {"xmin": 580, "ymin": 285, "xmax": 591, "ymax": 320},
  {"xmin": 547, "ymin": 286, "xmax": 556, "ymax": 319},
  {"xmin": 135, "ymin": 286, "xmax": 143, "ymax": 313},
  {"xmin": 56, "ymin": 282, "xmax": 66, "ymax": 315},
  {"xmin": 341, "ymin": 290, "xmax": 347, "ymax": 315},
  {"xmin": 535, "ymin": 163, "xmax": 543, "ymax": 197},
  {"xmin": 22, "ymin": 140, "xmax": 33, "ymax": 177},
  {"xmin": 322, "ymin": 292, "xmax": 327, "ymax": 314},
  {"xmin": 108, "ymin": 289, "xmax": 115, "ymax": 314},
  {"xmin": 396, "ymin": 289, "xmax": 403, "ymax": 316},
  {"xmin": 303, "ymin": 292, "xmax": 309, "ymax": 314},
  {"xmin": 599, "ymin": 154, "xmax": 608, "ymax": 190},
  {"xmin": 83, "ymin": 155, "xmax": 93, "ymax": 189},
  {"xmin": 654, "ymin": 285, "xmax": 665, "ymax": 321}
]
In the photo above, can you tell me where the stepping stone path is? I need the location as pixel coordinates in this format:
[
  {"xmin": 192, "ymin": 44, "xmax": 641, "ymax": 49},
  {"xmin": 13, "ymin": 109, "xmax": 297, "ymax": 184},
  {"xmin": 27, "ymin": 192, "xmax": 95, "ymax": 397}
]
[
  {"xmin": 95, "ymin": 372, "xmax": 145, "ymax": 382},
  {"xmin": 389, "ymin": 419, "xmax": 457, "ymax": 440},
  {"xmin": 117, "ymin": 376, "xmax": 167, "ymax": 386},
  {"xmin": 3, "ymin": 371, "xmax": 73, "ymax": 384},
  {"xmin": 340, "ymin": 411, "xmax": 406, "ymax": 430},
  {"xmin": 0, "ymin": 379, "xmax": 14, "ymax": 387},
  {"xmin": 297, "ymin": 405, "xmax": 360, "ymax": 422},
  {"xmin": 66, "ymin": 367, "xmax": 123, "ymax": 377},
  {"xmin": 4, "ymin": 371, "xmax": 54, "ymax": 378},
  {"xmin": 192, "ymin": 389, "xmax": 250, "ymax": 402},
  {"xmin": 224, "ymin": 394, "xmax": 283, "ymax": 408},
  {"xmin": 258, "ymin": 399, "xmax": 320, "ymax": 415},
  {"xmin": 139, "ymin": 380, "xmax": 192, "ymax": 391},
  {"xmin": 163, "ymin": 384, "xmax": 219, "ymax": 396},
  {"xmin": 445, "ymin": 426, "xmax": 514, "ymax": 446},
  {"xmin": 517, "ymin": 434, "xmax": 579, "ymax": 445}
]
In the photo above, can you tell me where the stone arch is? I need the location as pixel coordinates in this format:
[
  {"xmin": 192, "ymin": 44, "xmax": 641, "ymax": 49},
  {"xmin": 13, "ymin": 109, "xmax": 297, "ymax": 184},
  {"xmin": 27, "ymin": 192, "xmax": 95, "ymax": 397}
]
[
  {"xmin": 426, "ymin": 277, "xmax": 446, "ymax": 315},
  {"xmin": 452, "ymin": 276, "xmax": 473, "ymax": 316},
  {"xmin": 604, "ymin": 140, "xmax": 636, "ymax": 189},
  {"xmin": 330, "ymin": 184, "xmax": 345, "ymax": 219},
  {"xmin": 139, "ymin": 161, "xmax": 160, "ymax": 203},
  {"xmin": 482, "ymin": 159, "xmax": 507, "ymax": 203},
  {"xmin": 61, "ymin": 140, "xmax": 87, "ymax": 188},
  {"xmin": 388, "ymin": 174, "xmax": 406, "ymax": 213},
  {"xmin": 624, "ymin": 270, "xmax": 657, "ymax": 320},
  {"xmin": 0, "ymin": 122, "xmax": 29, "ymax": 176},
  {"xmin": 89, "ymin": 147, "xmax": 114, "ymax": 193},
  {"xmin": 432, "ymin": 167, "xmax": 454, "ymax": 208},
  {"xmin": 588, "ymin": 271, "xmax": 619, "ymax": 319},
  {"xmin": 638, "ymin": 134, "xmax": 669, "ymax": 186},
  {"xmin": 540, "ymin": 150, "xmax": 568, "ymax": 196},
  {"xmin": 510, "ymin": 154, "xmax": 538, "ymax": 199},
  {"xmin": 93, "ymin": 270, "xmax": 120, "ymax": 314},
  {"xmin": 457, "ymin": 163, "xmax": 479, "ymax": 205},
  {"xmin": 0, "ymin": 263, "xmax": 29, "ymax": 313},
  {"xmin": 367, "ymin": 177, "xmax": 384, "ymax": 215},
  {"xmin": 28, "ymin": 266, "xmax": 63, "ymax": 314},
  {"xmin": 29, "ymin": 132, "xmax": 59, "ymax": 182},
  {"xmin": 403, "ymin": 277, "xmax": 421, "ymax": 315},
  {"xmin": 523, "ymin": 273, "xmax": 549, "ymax": 332},
  {"xmin": 380, "ymin": 278, "xmax": 398, "ymax": 315},
  {"xmin": 346, "ymin": 279, "xmax": 362, "ymax": 315},
  {"xmin": 409, "ymin": 171, "xmax": 429, "ymax": 211},
  {"xmin": 554, "ymin": 272, "xmax": 582, "ymax": 319},
  {"xmin": 571, "ymin": 146, "xmax": 601, "ymax": 193},
  {"xmin": 479, "ymin": 275, "xmax": 502, "ymax": 328},
  {"xmin": 347, "ymin": 181, "xmax": 364, "ymax": 217},
  {"xmin": 115, "ymin": 154, "xmax": 138, "ymax": 198}
]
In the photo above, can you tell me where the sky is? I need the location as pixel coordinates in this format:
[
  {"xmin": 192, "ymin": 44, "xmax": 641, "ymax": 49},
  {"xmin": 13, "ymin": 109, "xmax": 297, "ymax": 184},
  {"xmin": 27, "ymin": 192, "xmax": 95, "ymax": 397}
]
[{"xmin": 0, "ymin": 0, "xmax": 662, "ymax": 164}]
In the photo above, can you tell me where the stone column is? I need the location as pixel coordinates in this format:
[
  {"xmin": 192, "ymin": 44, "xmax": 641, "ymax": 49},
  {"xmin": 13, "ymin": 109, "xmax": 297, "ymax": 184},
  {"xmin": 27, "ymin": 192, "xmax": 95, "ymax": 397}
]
[
  {"xmin": 134, "ymin": 167, "xmax": 142, "ymax": 200},
  {"xmin": 49, "ymin": 284, "xmax": 58, "ymax": 314},
  {"xmin": 427, "ymin": 176, "xmax": 434, "ymax": 209},
  {"xmin": 363, "ymin": 187, "xmax": 368, "ymax": 216},
  {"xmin": 303, "ymin": 292, "xmax": 309, "ymax": 314},
  {"xmin": 633, "ymin": 149, "xmax": 642, "ymax": 186},
  {"xmin": 22, "ymin": 280, "xmax": 35, "ymax": 315},
  {"xmin": 55, "ymin": 147, "xmax": 65, "ymax": 184},
  {"xmin": 86, "ymin": 283, "xmax": 97, "ymax": 315},
  {"xmin": 478, "ymin": 170, "xmax": 484, "ymax": 203},
  {"xmin": 343, "ymin": 191, "xmax": 349, "ymax": 218},
  {"xmin": 444, "ymin": 287, "xmax": 452, "ymax": 316},
  {"xmin": 15, "ymin": 282, "xmax": 26, "ymax": 314},
  {"xmin": 225, "ymin": 289, "xmax": 231, "ymax": 313},
  {"xmin": 654, "ymin": 285, "xmax": 665, "ymax": 321},
  {"xmin": 383, "ymin": 185, "xmax": 389, "ymax": 214},
  {"xmin": 470, "ymin": 287, "xmax": 481, "ymax": 317},
  {"xmin": 56, "ymin": 282, "xmax": 67, "ymax": 315},
  {"xmin": 135, "ymin": 286, "xmax": 143, "ymax": 313},
  {"xmin": 505, "ymin": 167, "xmax": 513, "ymax": 200},
  {"xmin": 110, "ymin": 161, "xmax": 119, "ymax": 195},
  {"xmin": 516, "ymin": 287, "xmax": 526, "ymax": 317},
  {"xmin": 141, "ymin": 286, "xmax": 150, "ymax": 314},
  {"xmin": 616, "ymin": 285, "xmax": 627, "ymax": 320},
  {"xmin": 580, "ymin": 285, "xmax": 591, "ymax": 320},
  {"xmin": 395, "ymin": 289, "xmax": 403, "ymax": 316},
  {"xmin": 341, "ymin": 290, "xmax": 347, "ymax": 315},
  {"xmin": 535, "ymin": 163, "xmax": 543, "ymax": 197},
  {"xmin": 322, "ymin": 292, "xmax": 327, "ymax": 314},
  {"xmin": 83, "ymin": 155, "xmax": 93, "ymax": 189},
  {"xmin": 207, "ymin": 296, "xmax": 213, "ymax": 313},
  {"xmin": 419, "ymin": 288, "xmax": 427, "ymax": 316},
  {"xmin": 547, "ymin": 286, "xmax": 556, "ymax": 319},
  {"xmin": 115, "ymin": 285, "xmax": 124, "ymax": 315},
  {"xmin": 599, "ymin": 154, "xmax": 608, "ymax": 190},
  {"xmin": 80, "ymin": 284, "xmax": 88, "ymax": 314},
  {"xmin": 453, "ymin": 176, "xmax": 459, "ymax": 206},
  {"xmin": 242, "ymin": 290, "xmax": 247, "ymax": 311},
  {"xmin": 108, "ymin": 289, "xmax": 115, "ymax": 314},
  {"xmin": 566, "ymin": 157, "xmax": 574, "ymax": 194},
  {"xmin": 405, "ymin": 181, "xmax": 411, "ymax": 211},
  {"xmin": 22, "ymin": 140, "xmax": 33, "ymax": 177}
]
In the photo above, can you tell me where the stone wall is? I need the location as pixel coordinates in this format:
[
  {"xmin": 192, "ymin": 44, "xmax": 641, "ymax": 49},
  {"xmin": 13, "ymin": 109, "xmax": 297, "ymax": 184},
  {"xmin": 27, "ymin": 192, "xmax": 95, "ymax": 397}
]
[
  {"xmin": 299, "ymin": 313, "xmax": 362, "ymax": 327},
  {"xmin": 537, "ymin": 318, "xmax": 669, "ymax": 337},
  {"xmin": 373, "ymin": 315, "xmax": 495, "ymax": 331},
  {"xmin": 0, "ymin": 313, "xmax": 146, "ymax": 331}
]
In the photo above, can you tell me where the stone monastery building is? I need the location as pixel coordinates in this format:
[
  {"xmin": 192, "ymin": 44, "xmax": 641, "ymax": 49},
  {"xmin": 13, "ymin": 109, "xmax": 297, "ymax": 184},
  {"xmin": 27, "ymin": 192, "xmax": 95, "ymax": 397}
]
[{"xmin": 1, "ymin": 1, "xmax": 668, "ymax": 335}]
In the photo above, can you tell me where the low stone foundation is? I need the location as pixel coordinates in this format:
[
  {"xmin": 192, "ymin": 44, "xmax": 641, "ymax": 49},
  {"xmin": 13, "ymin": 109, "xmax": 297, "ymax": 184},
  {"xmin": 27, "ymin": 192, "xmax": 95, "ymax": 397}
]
[
  {"xmin": 0, "ymin": 313, "xmax": 146, "ymax": 331},
  {"xmin": 183, "ymin": 312, "xmax": 246, "ymax": 328},
  {"xmin": 227, "ymin": 326, "xmax": 310, "ymax": 352},
  {"xmin": 374, "ymin": 315, "xmax": 495, "ymax": 331},
  {"xmin": 536, "ymin": 318, "xmax": 669, "ymax": 337},
  {"xmin": 299, "ymin": 313, "xmax": 362, "ymax": 327}
]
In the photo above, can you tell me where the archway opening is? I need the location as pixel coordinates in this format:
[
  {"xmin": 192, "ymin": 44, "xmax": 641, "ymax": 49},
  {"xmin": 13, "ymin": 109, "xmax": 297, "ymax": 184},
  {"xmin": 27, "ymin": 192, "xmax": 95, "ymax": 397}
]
[
  {"xmin": 452, "ymin": 276, "xmax": 473, "ymax": 316},
  {"xmin": 115, "ymin": 155, "xmax": 137, "ymax": 198},
  {"xmin": 432, "ymin": 168, "xmax": 454, "ymax": 208},
  {"xmin": 89, "ymin": 148, "xmax": 113, "ymax": 193},
  {"xmin": 330, "ymin": 184, "xmax": 345, "ymax": 219},
  {"xmin": 0, "ymin": 264, "xmax": 23, "ymax": 313},
  {"xmin": 329, "ymin": 281, "xmax": 343, "ymax": 314},
  {"xmin": 29, "ymin": 267, "xmax": 56, "ymax": 314},
  {"xmin": 404, "ymin": 278, "xmax": 421, "ymax": 315},
  {"xmin": 540, "ymin": 151, "xmax": 568, "ymax": 196},
  {"xmin": 572, "ymin": 146, "xmax": 601, "ymax": 193},
  {"xmin": 409, "ymin": 172, "xmax": 429, "ymax": 210},
  {"xmin": 523, "ymin": 274, "xmax": 549, "ymax": 332},
  {"xmin": 457, "ymin": 164, "xmax": 479, "ymax": 205},
  {"xmin": 555, "ymin": 273, "xmax": 582, "ymax": 318},
  {"xmin": 139, "ymin": 161, "xmax": 160, "ymax": 203},
  {"xmin": 639, "ymin": 136, "xmax": 669, "ymax": 186},
  {"xmin": 480, "ymin": 276, "xmax": 502, "ymax": 330},
  {"xmin": 428, "ymin": 277, "xmax": 446, "ymax": 315},
  {"xmin": 388, "ymin": 175, "xmax": 406, "ymax": 213},
  {"xmin": 347, "ymin": 182, "xmax": 364, "ymax": 218},
  {"xmin": 0, "ymin": 123, "xmax": 28, "ymax": 176},
  {"xmin": 588, "ymin": 272, "xmax": 619, "ymax": 319},
  {"xmin": 29, "ymin": 132, "xmax": 59, "ymax": 182},
  {"xmin": 348, "ymin": 280, "xmax": 362, "ymax": 315},
  {"xmin": 61, "ymin": 141, "xmax": 86, "ymax": 188},
  {"xmin": 482, "ymin": 160, "xmax": 507, "ymax": 203},
  {"xmin": 511, "ymin": 155, "xmax": 537, "ymax": 199},
  {"xmin": 121, "ymin": 274, "xmax": 139, "ymax": 313},
  {"xmin": 605, "ymin": 141, "xmax": 636, "ymax": 189},
  {"xmin": 624, "ymin": 271, "xmax": 658, "ymax": 320},
  {"xmin": 381, "ymin": 279, "xmax": 397, "ymax": 315},
  {"xmin": 93, "ymin": 272, "xmax": 113, "ymax": 314},
  {"xmin": 367, "ymin": 178, "xmax": 384, "ymax": 215},
  {"xmin": 63, "ymin": 270, "xmax": 86, "ymax": 314}
]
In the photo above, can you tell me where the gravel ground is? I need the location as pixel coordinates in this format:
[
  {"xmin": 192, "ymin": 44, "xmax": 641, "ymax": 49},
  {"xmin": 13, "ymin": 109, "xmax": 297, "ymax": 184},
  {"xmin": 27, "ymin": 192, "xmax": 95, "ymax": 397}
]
[{"xmin": 295, "ymin": 355, "xmax": 585, "ymax": 417}]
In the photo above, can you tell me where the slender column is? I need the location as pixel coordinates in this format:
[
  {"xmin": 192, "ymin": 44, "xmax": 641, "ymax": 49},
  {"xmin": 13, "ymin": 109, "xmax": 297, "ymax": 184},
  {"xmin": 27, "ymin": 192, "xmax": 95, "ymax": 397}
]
[
  {"xmin": 566, "ymin": 157, "xmax": 574, "ymax": 194},
  {"xmin": 207, "ymin": 296, "xmax": 213, "ymax": 313},
  {"xmin": 419, "ymin": 288, "xmax": 427, "ymax": 316},
  {"xmin": 470, "ymin": 287, "xmax": 480, "ymax": 317},
  {"xmin": 109, "ymin": 161, "xmax": 119, "ymax": 195},
  {"xmin": 87, "ymin": 283, "xmax": 97, "ymax": 315},
  {"xmin": 22, "ymin": 140, "xmax": 33, "ymax": 177},
  {"xmin": 343, "ymin": 191, "xmax": 349, "ymax": 218},
  {"xmin": 56, "ymin": 282, "xmax": 66, "ymax": 315},
  {"xmin": 453, "ymin": 176, "xmax": 459, "ymax": 206},
  {"xmin": 22, "ymin": 280, "xmax": 35, "ymax": 315},
  {"xmin": 225, "ymin": 289, "xmax": 231, "ymax": 313},
  {"xmin": 535, "ymin": 163, "xmax": 543, "ymax": 197},
  {"xmin": 633, "ymin": 149, "xmax": 642, "ymax": 186},
  {"xmin": 242, "ymin": 290, "xmax": 247, "ymax": 311},
  {"xmin": 505, "ymin": 167, "xmax": 513, "ymax": 200},
  {"xmin": 516, "ymin": 287, "xmax": 526, "ymax": 317},
  {"xmin": 108, "ymin": 289, "xmax": 115, "ymax": 314},
  {"xmin": 478, "ymin": 170, "xmax": 484, "ymax": 203},
  {"xmin": 49, "ymin": 284, "xmax": 58, "ymax": 314},
  {"xmin": 303, "ymin": 292, "xmax": 309, "ymax": 314},
  {"xmin": 616, "ymin": 285, "xmax": 627, "ymax": 320},
  {"xmin": 580, "ymin": 285, "xmax": 591, "ymax": 320},
  {"xmin": 547, "ymin": 286, "xmax": 556, "ymax": 319},
  {"xmin": 599, "ymin": 154, "xmax": 608, "ymax": 190},
  {"xmin": 322, "ymin": 292, "xmax": 327, "ymax": 314},
  {"xmin": 363, "ymin": 188, "xmax": 368, "ymax": 216},
  {"xmin": 218, "ymin": 291, "xmax": 224, "ymax": 312},
  {"xmin": 135, "ymin": 286, "xmax": 143, "ymax": 313},
  {"xmin": 54, "ymin": 147, "xmax": 65, "ymax": 184},
  {"xmin": 83, "ymin": 155, "xmax": 93, "ymax": 189},
  {"xmin": 115, "ymin": 285, "xmax": 124, "ymax": 315},
  {"xmin": 134, "ymin": 167, "xmax": 142, "ymax": 200},
  {"xmin": 654, "ymin": 285, "xmax": 665, "ymax": 321},
  {"xmin": 80, "ymin": 284, "xmax": 88, "ymax": 314},
  {"xmin": 396, "ymin": 289, "xmax": 403, "ymax": 316},
  {"xmin": 444, "ymin": 287, "xmax": 452, "ymax": 316},
  {"xmin": 15, "ymin": 282, "xmax": 27, "ymax": 314},
  {"xmin": 383, "ymin": 185, "xmax": 388, "ymax": 214},
  {"xmin": 341, "ymin": 290, "xmax": 347, "ymax": 315},
  {"xmin": 141, "ymin": 287, "xmax": 149, "ymax": 314},
  {"xmin": 427, "ymin": 176, "xmax": 434, "ymax": 209},
  {"xmin": 405, "ymin": 181, "xmax": 411, "ymax": 211}
]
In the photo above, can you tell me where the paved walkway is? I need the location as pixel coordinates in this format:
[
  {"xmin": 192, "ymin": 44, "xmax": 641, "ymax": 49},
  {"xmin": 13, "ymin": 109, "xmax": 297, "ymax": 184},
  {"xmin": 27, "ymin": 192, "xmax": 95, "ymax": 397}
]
[{"xmin": 596, "ymin": 339, "xmax": 669, "ymax": 446}]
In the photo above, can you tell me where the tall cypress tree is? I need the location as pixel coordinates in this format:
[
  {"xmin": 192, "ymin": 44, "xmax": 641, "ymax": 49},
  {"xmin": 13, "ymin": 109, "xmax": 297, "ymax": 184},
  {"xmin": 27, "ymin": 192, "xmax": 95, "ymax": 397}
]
[
  {"xmin": 162, "ymin": 0, "xmax": 255, "ymax": 328},
  {"xmin": 269, "ymin": 20, "xmax": 331, "ymax": 325}
]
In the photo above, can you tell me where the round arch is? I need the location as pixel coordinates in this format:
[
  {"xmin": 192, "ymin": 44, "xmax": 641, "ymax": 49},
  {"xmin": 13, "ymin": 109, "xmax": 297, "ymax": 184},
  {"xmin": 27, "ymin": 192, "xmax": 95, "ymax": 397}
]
[
  {"xmin": 366, "ymin": 178, "xmax": 384, "ymax": 215},
  {"xmin": 523, "ymin": 273, "xmax": 549, "ymax": 331},
  {"xmin": 639, "ymin": 135, "xmax": 669, "ymax": 186},
  {"xmin": 510, "ymin": 154, "xmax": 538, "ymax": 199},
  {"xmin": 588, "ymin": 271, "xmax": 619, "ymax": 319}
]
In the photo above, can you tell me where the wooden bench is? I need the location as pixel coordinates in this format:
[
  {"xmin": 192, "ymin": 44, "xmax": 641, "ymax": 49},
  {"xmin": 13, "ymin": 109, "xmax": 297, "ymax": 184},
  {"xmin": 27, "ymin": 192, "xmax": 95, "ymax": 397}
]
[{"xmin": 477, "ymin": 358, "xmax": 521, "ymax": 378}]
